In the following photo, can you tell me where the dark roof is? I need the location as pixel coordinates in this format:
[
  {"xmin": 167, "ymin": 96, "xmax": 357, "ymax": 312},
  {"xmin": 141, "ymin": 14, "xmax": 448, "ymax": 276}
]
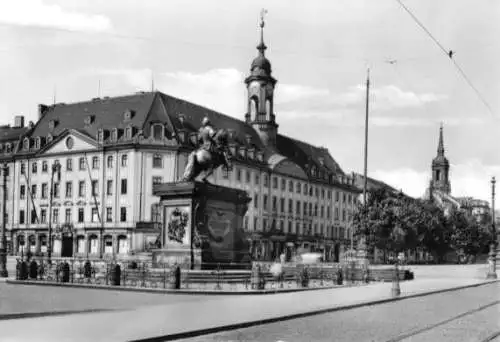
[
  {"xmin": 30, "ymin": 92, "xmax": 157, "ymax": 139},
  {"xmin": 0, "ymin": 125, "xmax": 29, "ymax": 142},
  {"xmin": 20, "ymin": 91, "xmax": 347, "ymax": 182},
  {"xmin": 352, "ymin": 172, "xmax": 400, "ymax": 194}
]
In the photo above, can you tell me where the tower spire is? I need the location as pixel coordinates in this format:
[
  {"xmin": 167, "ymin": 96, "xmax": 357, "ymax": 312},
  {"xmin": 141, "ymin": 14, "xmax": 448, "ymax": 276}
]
[
  {"xmin": 438, "ymin": 122, "xmax": 445, "ymax": 156},
  {"xmin": 257, "ymin": 9, "xmax": 268, "ymax": 56}
]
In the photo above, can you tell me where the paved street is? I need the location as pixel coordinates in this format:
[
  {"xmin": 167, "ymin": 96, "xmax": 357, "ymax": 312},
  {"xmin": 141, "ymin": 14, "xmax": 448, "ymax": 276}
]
[
  {"xmin": 0, "ymin": 283, "xmax": 226, "ymax": 316},
  {"xmin": 178, "ymin": 282, "xmax": 500, "ymax": 342}
]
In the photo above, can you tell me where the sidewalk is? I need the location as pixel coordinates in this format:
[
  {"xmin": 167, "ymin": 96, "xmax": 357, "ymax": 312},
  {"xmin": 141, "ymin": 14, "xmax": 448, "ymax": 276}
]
[{"xmin": 0, "ymin": 277, "xmax": 496, "ymax": 342}]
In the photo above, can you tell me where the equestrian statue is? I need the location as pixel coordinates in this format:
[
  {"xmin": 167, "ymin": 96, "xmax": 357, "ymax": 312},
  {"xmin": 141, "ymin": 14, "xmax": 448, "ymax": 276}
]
[{"xmin": 181, "ymin": 117, "xmax": 233, "ymax": 183}]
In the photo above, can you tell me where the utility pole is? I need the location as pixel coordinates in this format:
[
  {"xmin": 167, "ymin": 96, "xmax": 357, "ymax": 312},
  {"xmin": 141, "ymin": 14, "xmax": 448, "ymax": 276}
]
[
  {"xmin": 47, "ymin": 160, "xmax": 61, "ymax": 264},
  {"xmin": 0, "ymin": 163, "xmax": 8, "ymax": 277},
  {"xmin": 487, "ymin": 176, "xmax": 497, "ymax": 279}
]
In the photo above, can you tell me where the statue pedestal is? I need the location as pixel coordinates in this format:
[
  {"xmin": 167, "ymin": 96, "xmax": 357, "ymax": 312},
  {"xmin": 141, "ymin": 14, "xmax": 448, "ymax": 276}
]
[
  {"xmin": 153, "ymin": 181, "xmax": 252, "ymax": 270},
  {"xmin": 152, "ymin": 245, "xmax": 202, "ymax": 269}
]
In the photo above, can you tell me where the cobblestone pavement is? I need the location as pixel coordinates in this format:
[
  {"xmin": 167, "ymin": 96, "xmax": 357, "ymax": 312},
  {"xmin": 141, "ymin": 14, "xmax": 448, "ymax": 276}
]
[
  {"xmin": 177, "ymin": 282, "xmax": 500, "ymax": 342},
  {"xmin": 0, "ymin": 283, "xmax": 225, "ymax": 315}
]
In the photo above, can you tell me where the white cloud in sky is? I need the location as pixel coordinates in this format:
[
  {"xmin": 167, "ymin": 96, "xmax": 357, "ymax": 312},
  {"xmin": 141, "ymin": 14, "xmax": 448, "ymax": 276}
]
[
  {"xmin": 92, "ymin": 67, "xmax": 462, "ymax": 129},
  {"xmin": 0, "ymin": 0, "xmax": 112, "ymax": 32}
]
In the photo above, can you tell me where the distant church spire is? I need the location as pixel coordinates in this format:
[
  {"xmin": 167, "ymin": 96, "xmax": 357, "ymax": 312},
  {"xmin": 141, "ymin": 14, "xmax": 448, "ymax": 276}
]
[
  {"xmin": 431, "ymin": 123, "xmax": 451, "ymax": 194},
  {"xmin": 437, "ymin": 122, "xmax": 445, "ymax": 156}
]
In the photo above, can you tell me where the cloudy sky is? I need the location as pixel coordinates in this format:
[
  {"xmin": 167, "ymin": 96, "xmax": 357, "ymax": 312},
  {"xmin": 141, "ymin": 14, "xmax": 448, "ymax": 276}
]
[{"xmin": 0, "ymin": 0, "xmax": 499, "ymax": 209}]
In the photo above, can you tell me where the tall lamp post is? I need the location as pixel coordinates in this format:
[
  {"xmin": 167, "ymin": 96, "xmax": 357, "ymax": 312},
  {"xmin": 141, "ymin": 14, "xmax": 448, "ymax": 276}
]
[
  {"xmin": 0, "ymin": 163, "xmax": 9, "ymax": 277},
  {"xmin": 47, "ymin": 160, "xmax": 61, "ymax": 264},
  {"xmin": 487, "ymin": 176, "xmax": 497, "ymax": 279}
]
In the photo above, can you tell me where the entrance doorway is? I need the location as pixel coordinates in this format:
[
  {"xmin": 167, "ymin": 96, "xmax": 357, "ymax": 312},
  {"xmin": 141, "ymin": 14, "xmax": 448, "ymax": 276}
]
[{"xmin": 61, "ymin": 235, "xmax": 73, "ymax": 257}]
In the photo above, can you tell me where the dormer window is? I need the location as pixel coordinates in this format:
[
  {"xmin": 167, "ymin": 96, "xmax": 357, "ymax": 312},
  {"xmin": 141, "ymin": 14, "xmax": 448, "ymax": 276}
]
[
  {"xmin": 178, "ymin": 114, "xmax": 186, "ymax": 124},
  {"xmin": 248, "ymin": 148, "xmax": 255, "ymax": 160},
  {"xmin": 239, "ymin": 147, "xmax": 246, "ymax": 159},
  {"xmin": 111, "ymin": 128, "xmax": 118, "ymax": 142},
  {"xmin": 227, "ymin": 129, "xmax": 236, "ymax": 141},
  {"xmin": 123, "ymin": 110, "xmax": 135, "ymax": 122},
  {"xmin": 35, "ymin": 137, "xmax": 41, "ymax": 149},
  {"xmin": 23, "ymin": 138, "xmax": 30, "ymax": 150},
  {"xmin": 84, "ymin": 115, "xmax": 95, "ymax": 126},
  {"xmin": 47, "ymin": 134, "xmax": 53, "ymax": 143},
  {"xmin": 245, "ymin": 134, "xmax": 252, "ymax": 145},
  {"xmin": 48, "ymin": 120, "xmax": 58, "ymax": 131},
  {"xmin": 189, "ymin": 133, "xmax": 198, "ymax": 145},
  {"xmin": 177, "ymin": 130, "xmax": 186, "ymax": 143},
  {"xmin": 97, "ymin": 129, "xmax": 104, "ymax": 142},
  {"xmin": 257, "ymin": 151, "xmax": 264, "ymax": 162},
  {"xmin": 5, "ymin": 143, "xmax": 11, "ymax": 153},
  {"xmin": 151, "ymin": 123, "xmax": 164, "ymax": 140},
  {"xmin": 125, "ymin": 125, "xmax": 133, "ymax": 140}
]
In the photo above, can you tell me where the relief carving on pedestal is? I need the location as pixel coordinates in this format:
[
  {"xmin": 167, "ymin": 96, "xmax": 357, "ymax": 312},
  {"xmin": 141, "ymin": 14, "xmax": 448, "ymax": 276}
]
[{"xmin": 166, "ymin": 207, "xmax": 190, "ymax": 244}]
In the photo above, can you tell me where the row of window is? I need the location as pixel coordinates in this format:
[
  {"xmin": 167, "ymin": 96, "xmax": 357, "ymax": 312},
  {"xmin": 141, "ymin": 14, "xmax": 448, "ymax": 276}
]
[
  {"xmin": 253, "ymin": 195, "xmax": 352, "ymax": 220},
  {"xmin": 20, "ymin": 154, "xmax": 129, "ymax": 175},
  {"xmin": 243, "ymin": 216, "xmax": 348, "ymax": 238},
  {"xmin": 18, "ymin": 207, "xmax": 128, "ymax": 225},
  {"xmin": 20, "ymin": 178, "xmax": 131, "ymax": 199},
  {"xmin": 230, "ymin": 167, "xmax": 354, "ymax": 203}
]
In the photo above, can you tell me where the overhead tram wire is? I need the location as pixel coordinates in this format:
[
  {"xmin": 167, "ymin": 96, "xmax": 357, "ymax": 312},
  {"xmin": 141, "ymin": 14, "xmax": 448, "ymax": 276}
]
[{"xmin": 395, "ymin": 0, "xmax": 496, "ymax": 118}]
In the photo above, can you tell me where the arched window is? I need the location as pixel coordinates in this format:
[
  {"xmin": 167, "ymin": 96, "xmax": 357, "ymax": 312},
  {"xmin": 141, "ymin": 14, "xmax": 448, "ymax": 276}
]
[
  {"xmin": 121, "ymin": 154, "xmax": 128, "ymax": 167},
  {"xmin": 265, "ymin": 99, "xmax": 272, "ymax": 120},
  {"xmin": 76, "ymin": 235, "xmax": 85, "ymax": 254},
  {"xmin": 118, "ymin": 235, "xmax": 129, "ymax": 254},
  {"xmin": 89, "ymin": 234, "xmax": 99, "ymax": 254},
  {"xmin": 104, "ymin": 235, "xmax": 113, "ymax": 254},
  {"xmin": 152, "ymin": 154, "xmax": 163, "ymax": 168},
  {"xmin": 107, "ymin": 156, "xmax": 113, "ymax": 168},
  {"xmin": 250, "ymin": 97, "xmax": 258, "ymax": 118}
]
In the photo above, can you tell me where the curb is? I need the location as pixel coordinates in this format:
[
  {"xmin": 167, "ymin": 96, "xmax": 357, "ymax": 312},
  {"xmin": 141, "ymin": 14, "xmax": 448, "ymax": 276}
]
[
  {"xmin": 0, "ymin": 308, "xmax": 117, "ymax": 321},
  {"xmin": 5, "ymin": 279, "xmax": 372, "ymax": 296},
  {"xmin": 129, "ymin": 280, "xmax": 500, "ymax": 342}
]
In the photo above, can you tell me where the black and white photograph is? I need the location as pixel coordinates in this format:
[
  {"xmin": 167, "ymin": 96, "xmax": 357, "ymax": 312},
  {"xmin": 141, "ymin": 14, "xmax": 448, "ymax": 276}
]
[{"xmin": 0, "ymin": 1, "xmax": 499, "ymax": 341}]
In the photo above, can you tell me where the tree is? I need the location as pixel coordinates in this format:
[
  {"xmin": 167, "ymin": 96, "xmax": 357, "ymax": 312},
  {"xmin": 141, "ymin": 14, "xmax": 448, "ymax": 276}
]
[
  {"xmin": 449, "ymin": 210, "xmax": 491, "ymax": 262},
  {"xmin": 353, "ymin": 189, "xmax": 420, "ymax": 262}
]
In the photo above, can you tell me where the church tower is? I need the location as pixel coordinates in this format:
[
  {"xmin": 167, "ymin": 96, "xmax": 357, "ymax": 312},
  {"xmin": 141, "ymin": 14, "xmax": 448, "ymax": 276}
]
[
  {"xmin": 244, "ymin": 10, "xmax": 278, "ymax": 148},
  {"xmin": 431, "ymin": 124, "xmax": 451, "ymax": 194}
]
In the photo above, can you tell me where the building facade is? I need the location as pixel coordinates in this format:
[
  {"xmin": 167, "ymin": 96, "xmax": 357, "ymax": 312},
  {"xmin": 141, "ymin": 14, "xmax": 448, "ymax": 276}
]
[{"xmin": 0, "ymin": 22, "xmax": 360, "ymax": 262}]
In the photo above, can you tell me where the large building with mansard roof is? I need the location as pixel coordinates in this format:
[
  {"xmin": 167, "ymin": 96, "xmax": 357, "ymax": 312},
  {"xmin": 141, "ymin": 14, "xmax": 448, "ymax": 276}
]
[{"xmin": 0, "ymin": 21, "xmax": 360, "ymax": 262}]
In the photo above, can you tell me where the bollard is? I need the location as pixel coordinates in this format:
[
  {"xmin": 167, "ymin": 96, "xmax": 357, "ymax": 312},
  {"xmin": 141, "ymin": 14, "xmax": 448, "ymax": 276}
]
[
  {"xmin": 61, "ymin": 262, "xmax": 70, "ymax": 283},
  {"xmin": 29, "ymin": 260, "xmax": 38, "ymax": 279},
  {"xmin": 175, "ymin": 266, "xmax": 182, "ymax": 289},
  {"xmin": 337, "ymin": 268, "xmax": 343, "ymax": 285},
  {"xmin": 110, "ymin": 264, "xmax": 121, "ymax": 286},
  {"xmin": 391, "ymin": 263, "xmax": 401, "ymax": 297}
]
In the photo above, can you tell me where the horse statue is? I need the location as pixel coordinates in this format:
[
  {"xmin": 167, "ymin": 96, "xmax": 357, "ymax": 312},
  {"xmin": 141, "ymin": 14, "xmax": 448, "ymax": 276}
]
[{"xmin": 181, "ymin": 128, "xmax": 233, "ymax": 183}]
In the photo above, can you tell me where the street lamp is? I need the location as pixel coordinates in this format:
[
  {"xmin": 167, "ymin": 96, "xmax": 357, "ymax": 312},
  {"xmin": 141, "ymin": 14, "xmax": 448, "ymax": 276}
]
[
  {"xmin": 47, "ymin": 160, "xmax": 61, "ymax": 264},
  {"xmin": 486, "ymin": 176, "xmax": 497, "ymax": 279},
  {"xmin": 0, "ymin": 163, "xmax": 9, "ymax": 277}
]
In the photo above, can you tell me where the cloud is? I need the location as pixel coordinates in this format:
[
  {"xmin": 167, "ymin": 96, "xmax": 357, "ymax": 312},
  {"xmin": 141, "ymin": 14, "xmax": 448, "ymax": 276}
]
[
  {"xmin": 371, "ymin": 160, "xmax": 500, "ymax": 210},
  {"xmin": 0, "ymin": 0, "xmax": 112, "ymax": 32}
]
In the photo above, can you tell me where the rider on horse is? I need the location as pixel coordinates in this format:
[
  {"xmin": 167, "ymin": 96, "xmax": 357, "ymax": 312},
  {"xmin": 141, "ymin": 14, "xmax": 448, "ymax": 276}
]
[
  {"xmin": 181, "ymin": 116, "xmax": 232, "ymax": 182},
  {"xmin": 199, "ymin": 117, "xmax": 217, "ymax": 154}
]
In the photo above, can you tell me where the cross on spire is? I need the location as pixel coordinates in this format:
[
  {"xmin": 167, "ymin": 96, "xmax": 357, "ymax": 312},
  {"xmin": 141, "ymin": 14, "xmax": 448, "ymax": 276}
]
[{"xmin": 257, "ymin": 9, "xmax": 268, "ymax": 56}]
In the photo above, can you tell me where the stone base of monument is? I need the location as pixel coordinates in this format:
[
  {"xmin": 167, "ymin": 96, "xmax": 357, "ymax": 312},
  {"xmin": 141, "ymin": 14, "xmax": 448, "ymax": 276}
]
[
  {"xmin": 152, "ymin": 245, "xmax": 202, "ymax": 269},
  {"xmin": 153, "ymin": 181, "xmax": 252, "ymax": 270}
]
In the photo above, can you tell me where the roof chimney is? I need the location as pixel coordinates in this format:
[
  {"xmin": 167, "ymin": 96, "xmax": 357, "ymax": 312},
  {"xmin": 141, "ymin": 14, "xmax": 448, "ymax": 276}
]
[
  {"xmin": 14, "ymin": 116, "xmax": 25, "ymax": 128},
  {"xmin": 38, "ymin": 104, "xmax": 49, "ymax": 120}
]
